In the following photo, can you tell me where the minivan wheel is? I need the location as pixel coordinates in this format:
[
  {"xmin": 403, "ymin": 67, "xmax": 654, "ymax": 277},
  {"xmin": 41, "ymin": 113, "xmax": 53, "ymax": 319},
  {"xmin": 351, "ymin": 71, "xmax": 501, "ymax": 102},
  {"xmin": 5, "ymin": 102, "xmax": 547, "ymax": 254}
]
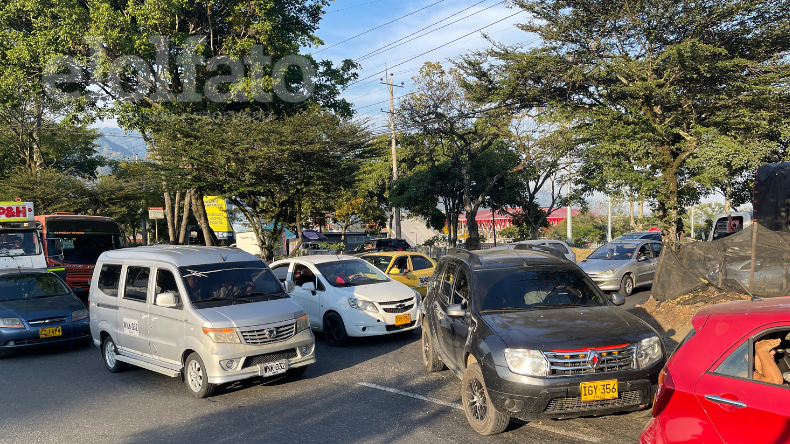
[
  {"xmin": 102, "ymin": 336, "xmax": 128, "ymax": 373},
  {"xmin": 184, "ymin": 353, "xmax": 216, "ymax": 398},
  {"xmin": 322, "ymin": 312, "xmax": 350, "ymax": 347},
  {"xmin": 462, "ymin": 363, "xmax": 510, "ymax": 435},
  {"xmin": 422, "ymin": 326, "xmax": 443, "ymax": 372},
  {"xmin": 620, "ymin": 274, "xmax": 634, "ymax": 296}
]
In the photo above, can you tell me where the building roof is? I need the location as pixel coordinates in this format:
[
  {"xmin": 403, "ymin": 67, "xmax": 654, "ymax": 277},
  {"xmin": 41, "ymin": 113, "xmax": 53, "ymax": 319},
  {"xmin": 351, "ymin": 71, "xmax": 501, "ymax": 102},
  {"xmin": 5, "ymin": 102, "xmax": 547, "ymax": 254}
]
[
  {"xmin": 100, "ymin": 246, "xmax": 259, "ymax": 267},
  {"xmin": 458, "ymin": 207, "xmax": 582, "ymax": 222}
]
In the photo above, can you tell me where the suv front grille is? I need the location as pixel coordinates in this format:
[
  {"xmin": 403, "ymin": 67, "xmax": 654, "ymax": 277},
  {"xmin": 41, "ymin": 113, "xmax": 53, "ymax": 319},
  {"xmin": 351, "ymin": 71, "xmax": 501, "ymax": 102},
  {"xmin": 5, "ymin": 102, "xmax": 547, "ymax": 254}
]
[
  {"xmin": 240, "ymin": 322, "xmax": 296, "ymax": 345},
  {"xmin": 544, "ymin": 391, "xmax": 642, "ymax": 413},
  {"xmin": 544, "ymin": 344, "xmax": 634, "ymax": 376},
  {"xmin": 241, "ymin": 349, "xmax": 298, "ymax": 369}
]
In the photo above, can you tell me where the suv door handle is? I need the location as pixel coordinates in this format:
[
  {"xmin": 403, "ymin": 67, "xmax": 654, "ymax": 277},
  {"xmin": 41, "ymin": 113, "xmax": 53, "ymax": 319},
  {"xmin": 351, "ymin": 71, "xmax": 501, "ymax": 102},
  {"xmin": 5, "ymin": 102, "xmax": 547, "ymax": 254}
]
[{"xmin": 705, "ymin": 395, "xmax": 747, "ymax": 408}]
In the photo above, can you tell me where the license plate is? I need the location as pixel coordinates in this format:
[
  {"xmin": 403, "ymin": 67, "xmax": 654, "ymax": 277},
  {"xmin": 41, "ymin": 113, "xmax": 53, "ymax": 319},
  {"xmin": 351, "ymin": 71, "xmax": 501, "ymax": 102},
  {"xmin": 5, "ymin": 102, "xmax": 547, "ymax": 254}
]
[
  {"xmin": 260, "ymin": 360, "xmax": 288, "ymax": 377},
  {"xmin": 39, "ymin": 326, "xmax": 62, "ymax": 338},
  {"xmin": 580, "ymin": 379, "xmax": 618, "ymax": 401},
  {"xmin": 395, "ymin": 313, "xmax": 411, "ymax": 326},
  {"xmin": 418, "ymin": 276, "xmax": 430, "ymax": 287}
]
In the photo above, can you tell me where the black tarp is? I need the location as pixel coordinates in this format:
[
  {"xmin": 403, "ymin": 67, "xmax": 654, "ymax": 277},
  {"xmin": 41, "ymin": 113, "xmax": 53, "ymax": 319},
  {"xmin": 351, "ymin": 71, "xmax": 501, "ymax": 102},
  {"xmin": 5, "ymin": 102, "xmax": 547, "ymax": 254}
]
[{"xmin": 754, "ymin": 162, "xmax": 790, "ymax": 232}]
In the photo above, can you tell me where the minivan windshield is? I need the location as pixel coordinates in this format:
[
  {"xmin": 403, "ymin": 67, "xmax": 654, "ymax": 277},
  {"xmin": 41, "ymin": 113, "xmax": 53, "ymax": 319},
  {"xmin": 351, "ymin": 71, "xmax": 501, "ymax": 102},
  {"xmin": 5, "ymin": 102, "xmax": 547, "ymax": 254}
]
[
  {"xmin": 477, "ymin": 266, "xmax": 608, "ymax": 312},
  {"xmin": 179, "ymin": 261, "xmax": 287, "ymax": 307},
  {"xmin": 0, "ymin": 273, "xmax": 70, "ymax": 301},
  {"xmin": 315, "ymin": 260, "xmax": 389, "ymax": 287},
  {"xmin": 587, "ymin": 243, "xmax": 638, "ymax": 260}
]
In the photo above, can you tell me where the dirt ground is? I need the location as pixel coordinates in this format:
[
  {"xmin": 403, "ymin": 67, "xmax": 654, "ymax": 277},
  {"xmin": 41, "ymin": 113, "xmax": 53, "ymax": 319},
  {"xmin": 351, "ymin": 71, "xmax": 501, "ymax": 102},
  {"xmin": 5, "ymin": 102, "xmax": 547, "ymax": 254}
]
[{"xmin": 627, "ymin": 286, "xmax": 751, "ymax": 352}]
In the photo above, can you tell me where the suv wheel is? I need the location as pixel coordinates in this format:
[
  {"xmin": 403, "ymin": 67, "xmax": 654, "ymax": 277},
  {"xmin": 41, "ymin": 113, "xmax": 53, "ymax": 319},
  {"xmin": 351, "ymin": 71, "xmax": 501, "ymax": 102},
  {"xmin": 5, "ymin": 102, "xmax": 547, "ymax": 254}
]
[
  {"xmin": 323, "ymin": 312, "xmax": 350, "ymax": 347},
  {"xmin": 421, "ymin": 325, "xmax": 443, "ymax": 372},
  {"xmin": 620, "ymin": 274, "xmax": 634, "ymax": 296},
  {"xmin": 184, "ymin": 353, "xmax": 216, "ymax": 398},
  {"xmin": 462, "ymin": 363, "xmax": 509, "ymax": 435},
  {"xmin": 102, "ymin": 336, "xmax": 128, "ymax": 373}
]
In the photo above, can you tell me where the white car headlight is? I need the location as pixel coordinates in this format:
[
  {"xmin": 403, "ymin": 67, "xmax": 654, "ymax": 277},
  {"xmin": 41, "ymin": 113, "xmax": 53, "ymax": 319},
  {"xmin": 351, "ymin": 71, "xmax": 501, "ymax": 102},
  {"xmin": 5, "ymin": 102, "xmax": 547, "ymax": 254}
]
[
  {"xmin": 71, "ymin": 309, "xmax": 88, "ymax": 322},
  {"xmin": 636, "ymin": 335, "xmax": 663, "ymax": 369},
  {"xmin": 348, "ymin": 298, "xmax": 378, "ymax": 313},
  {"xmin": 202, "ymin": 327, "xmax": 241, "ymax": 343},
  {"xmin": 600, "ymin": 268, "xmax": 617, "ymax": 277},
  {"xmin": 504, "ymin": 349, "xmax": 549, "ymax": 377}
]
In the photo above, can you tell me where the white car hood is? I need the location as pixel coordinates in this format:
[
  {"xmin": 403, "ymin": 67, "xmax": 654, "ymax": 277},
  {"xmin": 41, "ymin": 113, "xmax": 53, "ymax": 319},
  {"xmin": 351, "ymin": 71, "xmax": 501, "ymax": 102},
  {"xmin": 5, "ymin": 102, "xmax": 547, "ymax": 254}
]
[{"xmin": 332, "ymin": 279, "xmax": 415, "ymax": 302}]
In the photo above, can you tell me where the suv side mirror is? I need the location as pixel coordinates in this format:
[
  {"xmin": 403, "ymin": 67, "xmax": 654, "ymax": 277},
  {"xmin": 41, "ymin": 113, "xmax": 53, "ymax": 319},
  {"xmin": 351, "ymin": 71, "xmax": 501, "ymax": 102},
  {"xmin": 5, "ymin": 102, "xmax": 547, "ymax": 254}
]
[
  {"xmin": 609, "ymin": 292, "xmax": 626, "ymax": 306},
  {"xmin": 284, "ymin": 281, "xmax": 295, "ymax": 293},
  {"xmin": 447, "ymin": 303, "xmax": 467, "ymax": 318},
  {"xmin": 156, "ymin": 292, "xmax": 179, "ymax": 308}
]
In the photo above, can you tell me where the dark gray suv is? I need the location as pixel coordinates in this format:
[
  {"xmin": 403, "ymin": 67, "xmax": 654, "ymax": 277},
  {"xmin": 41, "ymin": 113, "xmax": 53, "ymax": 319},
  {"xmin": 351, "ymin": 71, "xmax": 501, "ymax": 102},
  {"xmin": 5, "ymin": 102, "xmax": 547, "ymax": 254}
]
[{"xmin": 419, "ymin": 248, "xmax": 665, "ymax": 435}]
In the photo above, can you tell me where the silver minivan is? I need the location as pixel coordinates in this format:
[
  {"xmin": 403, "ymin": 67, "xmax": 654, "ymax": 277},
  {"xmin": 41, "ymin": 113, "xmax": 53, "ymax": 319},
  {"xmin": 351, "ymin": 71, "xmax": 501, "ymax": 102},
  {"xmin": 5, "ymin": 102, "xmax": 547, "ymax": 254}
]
[{"xmin": 89, "ymin": 246, "xmax": 315, "ymax": 397}]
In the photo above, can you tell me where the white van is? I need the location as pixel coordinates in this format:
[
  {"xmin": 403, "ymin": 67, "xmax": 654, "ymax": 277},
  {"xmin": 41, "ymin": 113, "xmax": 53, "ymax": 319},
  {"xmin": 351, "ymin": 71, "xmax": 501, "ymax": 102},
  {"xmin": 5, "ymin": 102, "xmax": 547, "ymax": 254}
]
[
  {"xmin": 89, "ymin": 246, "xmax": 315, "ymax": 397},
  {"xmin": 708, "ymin": 211, "xmax": 753, "ymax": 241}
]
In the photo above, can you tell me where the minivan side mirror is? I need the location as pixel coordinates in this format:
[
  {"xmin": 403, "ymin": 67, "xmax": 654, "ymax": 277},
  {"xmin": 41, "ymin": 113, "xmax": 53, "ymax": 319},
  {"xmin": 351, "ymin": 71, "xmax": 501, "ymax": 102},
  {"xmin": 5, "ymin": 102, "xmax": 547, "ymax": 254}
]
[
  {"xmin": 609, "ymin": 292, "xmax": 626, "ymax": 306},
  {"xmin": 156, "ymin": 292, "xmax": 179, "ymax": 308},
  {"xmin": 447, "ymin": 303, "xmax": 467, "ymax": 318},
  {"xmin": 284, "ymin": 281, "xmax": 296, "ymax": 293}
]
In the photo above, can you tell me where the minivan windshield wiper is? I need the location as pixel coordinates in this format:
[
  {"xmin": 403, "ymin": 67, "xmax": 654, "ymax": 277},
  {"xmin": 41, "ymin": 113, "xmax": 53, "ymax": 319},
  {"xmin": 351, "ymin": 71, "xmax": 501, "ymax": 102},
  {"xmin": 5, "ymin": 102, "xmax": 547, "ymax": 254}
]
[
  {"xmin": 233, "ymin": 291, "xmax": 286, "ymax": 299},
  {"xmin": 192, "ymin": 297, "xmax": 253, "ymax": 305}
]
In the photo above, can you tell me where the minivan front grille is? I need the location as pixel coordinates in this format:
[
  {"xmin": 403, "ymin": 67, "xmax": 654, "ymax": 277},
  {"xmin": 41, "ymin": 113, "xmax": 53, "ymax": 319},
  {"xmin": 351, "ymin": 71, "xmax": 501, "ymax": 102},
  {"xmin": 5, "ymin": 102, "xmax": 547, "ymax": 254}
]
[
  {"xmin": 241, "ymin": 349, "xmax": 298, "ymax": 369},
  {"xmin": 544, "ymin": 391, "xmax": 642, "ymax": 413},
  {"xmin": 544, "ymin": 344, "xmax": 634, "ymax": 376},
  {"xmin": 240, "ymin": 322, "xmax": 296, "ymax": 345},
  {"xmin": 28, "ymin": 316, "xmax": 68, "ymax": 326}
]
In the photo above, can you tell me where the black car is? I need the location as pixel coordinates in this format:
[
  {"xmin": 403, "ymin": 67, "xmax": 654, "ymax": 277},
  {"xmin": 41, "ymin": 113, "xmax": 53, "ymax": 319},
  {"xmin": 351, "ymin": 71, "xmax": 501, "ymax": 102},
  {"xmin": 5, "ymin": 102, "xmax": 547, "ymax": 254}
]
[
  {"xmin": 0, "ymin": 269, "xmax": 91, "ymax": 357},
  {"xmin": 350, "ymin": 238, "xmax": 411, "ymax": 255},
  {"xmin": 419, "ymin": 248, "xmax": 666, "ymax": 435}
]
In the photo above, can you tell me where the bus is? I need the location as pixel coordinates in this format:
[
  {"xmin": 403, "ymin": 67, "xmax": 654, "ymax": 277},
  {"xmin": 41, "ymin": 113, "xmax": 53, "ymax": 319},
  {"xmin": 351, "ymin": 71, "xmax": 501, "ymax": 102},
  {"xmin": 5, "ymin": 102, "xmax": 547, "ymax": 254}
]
[{"xmin": 35, "ymin": 213, "xmax": 124, "ymax": 292}]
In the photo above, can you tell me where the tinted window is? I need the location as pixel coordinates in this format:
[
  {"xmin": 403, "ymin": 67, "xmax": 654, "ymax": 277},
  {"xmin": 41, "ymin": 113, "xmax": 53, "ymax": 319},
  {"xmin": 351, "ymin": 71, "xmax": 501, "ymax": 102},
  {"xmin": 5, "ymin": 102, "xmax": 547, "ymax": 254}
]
[
  {"xmin": 0, "ymin": 273, "xmax": 70, "ymax": 301},
  {"xmin": 315, "ymin": 260, "xmax": 389, "ymax": 287},
  {"xmin": 0, "ymin": 230, "xmax": 40, "ymax": 256},
  {"xmin": 361, "ymin": 256, "xmax": 390, "ymax": 272},
  {"xmin": 476, "ymin": 266, "xmax": 607, "ymax": 312},
  {"xmin": 452, "ymin": 267, "xmax": 470, "ymax": 306},
  {"xmin": 651, "ymin": 243, "xmax": 663, "ymax": 257},
  {"xmin": 124, "ymin": 267, "xmax": 150, "ymax": 302},
  {"xmin": 97, "ymin": 264, "xmax": 122, "ymax": 296},
  {"xmin": 545, "ymin": 242, "xmax": 569, "ymax": 254},
  {"xmin": 588, "ymin": 243, "xmax": 637, "ymax": 260},
  {"xmin": 430, "ymin": 259, "xmax": 447, "ymax": 294},
  {"xmin": 637, "ymin": 244, "xmax": 652, "ymax": 259},
  {"xmin": 410, "ymin": 256, "xmax": 433, "ymax": 271},
  {"xmin": 439, "ymin": 264, "xmax": 457, "ymax": 304},
  {"xmin": 396, "ymin": 240, "xmax": 410, "ymax": 250},
  {"xmin": 155, "ymin": 269, "xmax": 181, "ymax": 305},
  {"xmin": 293, "ymin": 264, "xmax": 316, "ymax": 287},
  {"xmin": 391, "ymin": 256, "xmax": 409, "ymax": 271},
  {"xmin": 714, "ymin": 342, "xmax": 749, "ymax": 378},
  {"xmin": 270, "ymin": 263, "xmax": 289, "ymax": 282},
  {"xmin": 47, "ymin": 220, "xmax": 123, "ymax": 264},
  {"xmin": 180, "ymin": 261, "xmax": 287, "ymax": 307}
]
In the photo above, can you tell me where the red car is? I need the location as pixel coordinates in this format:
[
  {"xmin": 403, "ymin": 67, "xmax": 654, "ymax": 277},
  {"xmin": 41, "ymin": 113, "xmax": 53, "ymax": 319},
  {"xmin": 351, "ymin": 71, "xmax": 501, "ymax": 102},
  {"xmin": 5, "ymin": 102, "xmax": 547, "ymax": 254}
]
[{"xmin": 640, "ymin": 297, "xmax": 790, "ymax": 444}]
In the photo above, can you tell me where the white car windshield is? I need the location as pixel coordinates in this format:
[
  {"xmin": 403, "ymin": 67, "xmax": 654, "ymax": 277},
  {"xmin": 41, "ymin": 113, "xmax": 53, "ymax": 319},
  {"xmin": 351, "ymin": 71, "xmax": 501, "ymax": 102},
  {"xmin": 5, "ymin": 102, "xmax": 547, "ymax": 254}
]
[{"xmin": 315, "ymin": 260, "xmax": 390, "ymax": 287}]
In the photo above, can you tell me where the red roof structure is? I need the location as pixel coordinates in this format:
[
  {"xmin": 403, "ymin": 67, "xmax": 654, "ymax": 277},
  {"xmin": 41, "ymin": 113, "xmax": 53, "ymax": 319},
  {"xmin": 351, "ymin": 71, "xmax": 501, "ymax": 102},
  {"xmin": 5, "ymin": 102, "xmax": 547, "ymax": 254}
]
[{"xmin": 457, "ymin": 207, "xmax": 582, "ymax": 232}]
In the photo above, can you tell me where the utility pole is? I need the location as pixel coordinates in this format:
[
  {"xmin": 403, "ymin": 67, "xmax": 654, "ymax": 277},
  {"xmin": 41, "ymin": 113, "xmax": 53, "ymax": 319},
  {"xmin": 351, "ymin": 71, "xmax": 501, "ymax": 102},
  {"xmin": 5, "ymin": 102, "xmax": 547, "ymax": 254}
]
[{"xmin": 381, "ymin": 63, "xmax": 403, "ymax": 239}]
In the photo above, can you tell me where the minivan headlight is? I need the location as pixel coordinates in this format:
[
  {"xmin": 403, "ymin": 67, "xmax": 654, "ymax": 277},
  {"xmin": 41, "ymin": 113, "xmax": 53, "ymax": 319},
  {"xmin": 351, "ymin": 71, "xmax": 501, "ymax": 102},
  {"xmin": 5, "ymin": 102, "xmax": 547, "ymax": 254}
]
[
  {"xmin": 504, "ymin": 349, "xmax": 549, "ymax": 377},
  {"xmin": 600, "ymin": 268, "xmax": 617, "ymax": 277},
  {"xmin": 348, "ymin": 298, "xmax": 378, "ymax": 313},
  {"xmin": 636, "ymin": 335, "xmax": 663, "ymax": 369},
  {"xmin": 295, "ymin": 314, "xmax": 309, "ymax": 333},
  {"xmin": 72, "ymin": 309, "xmax": 88, "ymax": 322},
  {"xmin": 202, "ymin": 327, "xmax": 241, "ymax": 343},
  {"xmin": 0, "ymin": 317, "xmax": 24, "ymax": 328}
]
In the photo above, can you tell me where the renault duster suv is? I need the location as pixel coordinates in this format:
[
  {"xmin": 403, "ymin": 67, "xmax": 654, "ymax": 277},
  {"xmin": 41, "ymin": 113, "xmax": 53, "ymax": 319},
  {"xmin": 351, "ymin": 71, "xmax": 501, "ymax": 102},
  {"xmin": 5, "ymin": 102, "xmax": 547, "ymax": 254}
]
[{"xmin": 419, "ymin": 247, "xmax": 666, "ymax": 435}]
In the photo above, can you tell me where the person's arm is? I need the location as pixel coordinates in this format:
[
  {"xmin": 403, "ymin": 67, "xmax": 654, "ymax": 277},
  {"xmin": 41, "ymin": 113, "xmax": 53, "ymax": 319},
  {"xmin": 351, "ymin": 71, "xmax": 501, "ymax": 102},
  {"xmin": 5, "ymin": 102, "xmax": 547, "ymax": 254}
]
[{"xmin": 754, "ymin": 339, "xmax": 783, "ymax": 384}]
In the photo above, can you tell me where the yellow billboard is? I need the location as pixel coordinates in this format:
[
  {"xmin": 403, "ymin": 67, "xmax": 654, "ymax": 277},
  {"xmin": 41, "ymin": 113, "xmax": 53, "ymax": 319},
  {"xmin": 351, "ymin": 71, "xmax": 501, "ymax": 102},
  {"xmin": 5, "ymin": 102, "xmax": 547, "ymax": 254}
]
[{"xmin": 203, "ymin": 196, "xmax": 233, "ymax": 238}]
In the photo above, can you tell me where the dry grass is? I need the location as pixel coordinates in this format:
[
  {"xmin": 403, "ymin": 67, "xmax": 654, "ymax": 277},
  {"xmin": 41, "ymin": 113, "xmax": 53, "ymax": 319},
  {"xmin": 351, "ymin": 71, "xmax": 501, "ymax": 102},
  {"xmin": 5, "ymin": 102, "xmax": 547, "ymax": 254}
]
[{"xmin": 572, "ymin": 248, "xmax": 594, "ymax": 262}]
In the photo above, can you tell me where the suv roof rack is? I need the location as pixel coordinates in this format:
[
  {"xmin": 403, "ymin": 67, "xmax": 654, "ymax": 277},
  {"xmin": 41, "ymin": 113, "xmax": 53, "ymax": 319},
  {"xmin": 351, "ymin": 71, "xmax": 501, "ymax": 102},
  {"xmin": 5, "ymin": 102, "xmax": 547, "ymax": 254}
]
[
  {"xmin": 513, "ymin": 243, "xmax": 567, "ymax": 261},
  {"xmin": 446, "ymin": 248, "xmax": 482, "ymax": 266}
]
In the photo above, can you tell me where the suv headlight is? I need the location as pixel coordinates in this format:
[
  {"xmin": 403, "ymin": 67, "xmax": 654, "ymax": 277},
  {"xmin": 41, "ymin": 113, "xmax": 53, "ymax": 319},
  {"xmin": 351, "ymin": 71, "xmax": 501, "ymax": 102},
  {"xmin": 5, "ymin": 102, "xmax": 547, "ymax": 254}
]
[
  {"xmin": 348, "ymin": 298, "xmax": 378, "ymax": 313},
  {"xmin": 0, "ymin": 317, "xmax": 24, "ymax": 328},
  {"xmin": 202, "ymin": 327, "xmax": 241, "ymax": 343},
  {"xmin": 600, "ymin": 268, "xmax": 617, "ymax": 277},
  {"xmin": 295, "ymin": 314, "xmax": 309, "ymax": 333},
  {"xmin": 504, "ymin": 349, "xmax": 549, "ymax": 377},
  {"xmin": 636, "ymin": 335, "xmax": 663, "ymax": 369},
  {"xmin": 71, "ymin": 309, "xmax": 88, "ymax": 322}
]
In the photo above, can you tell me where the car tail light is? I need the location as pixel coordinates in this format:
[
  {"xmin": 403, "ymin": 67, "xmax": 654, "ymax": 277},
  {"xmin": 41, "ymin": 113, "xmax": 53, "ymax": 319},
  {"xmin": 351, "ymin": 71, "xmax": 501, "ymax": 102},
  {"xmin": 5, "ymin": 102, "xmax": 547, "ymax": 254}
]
[{"xmin": 652, "ymin": 366, "xmax": 675, "ymax": 417}]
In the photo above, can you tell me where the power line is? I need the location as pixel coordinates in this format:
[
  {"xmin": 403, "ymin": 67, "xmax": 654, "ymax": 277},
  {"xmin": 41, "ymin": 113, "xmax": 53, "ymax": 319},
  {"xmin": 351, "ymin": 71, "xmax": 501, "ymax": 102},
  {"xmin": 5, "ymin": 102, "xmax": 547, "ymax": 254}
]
[
  {"xmin": 324, "ymin": 0, "xmax": 389, "ymax": 14},
  {"xmin": 313, "ymin": 0, "xmax": 448, "ymax": 54}
]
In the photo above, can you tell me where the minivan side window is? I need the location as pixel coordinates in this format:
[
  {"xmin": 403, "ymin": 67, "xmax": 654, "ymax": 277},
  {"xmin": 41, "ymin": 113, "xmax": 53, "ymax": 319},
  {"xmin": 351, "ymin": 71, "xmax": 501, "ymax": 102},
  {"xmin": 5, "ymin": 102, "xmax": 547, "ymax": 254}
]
[
  {"xmin": 97, "ymin": 264, "xmax": 122, "ymax": 296},
  {"xmin": 124, "ymin": 266, "xmax": 150, "ymax": 302},
  {"xmin": 155, "ymin": 269, "xmax": 181, "ymax": 307}
]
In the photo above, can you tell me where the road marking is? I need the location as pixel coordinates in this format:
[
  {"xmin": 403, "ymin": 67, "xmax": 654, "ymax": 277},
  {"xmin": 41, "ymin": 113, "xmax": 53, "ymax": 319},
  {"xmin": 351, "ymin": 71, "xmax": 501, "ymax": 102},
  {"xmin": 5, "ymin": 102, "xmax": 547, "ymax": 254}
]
[{"xmin": 357, "ymin": 382, "xmax": 601, "ymax": 443}]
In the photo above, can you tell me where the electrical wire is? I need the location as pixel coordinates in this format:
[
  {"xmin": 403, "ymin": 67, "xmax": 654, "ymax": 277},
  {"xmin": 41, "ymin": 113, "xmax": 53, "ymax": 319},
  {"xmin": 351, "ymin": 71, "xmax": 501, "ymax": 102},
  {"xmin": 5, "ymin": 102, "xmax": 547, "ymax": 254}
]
[{"xmin": 324, "ymin": 0, "xmax": 389, "ymax": 14}]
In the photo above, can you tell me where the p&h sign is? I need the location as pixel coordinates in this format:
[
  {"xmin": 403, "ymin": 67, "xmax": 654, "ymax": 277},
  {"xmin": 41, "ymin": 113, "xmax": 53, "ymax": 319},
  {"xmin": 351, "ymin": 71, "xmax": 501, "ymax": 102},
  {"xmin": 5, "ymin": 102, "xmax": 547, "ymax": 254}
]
[{"xmin": 0, "ymin": 202, "xmax": 34, "ymax": 222}]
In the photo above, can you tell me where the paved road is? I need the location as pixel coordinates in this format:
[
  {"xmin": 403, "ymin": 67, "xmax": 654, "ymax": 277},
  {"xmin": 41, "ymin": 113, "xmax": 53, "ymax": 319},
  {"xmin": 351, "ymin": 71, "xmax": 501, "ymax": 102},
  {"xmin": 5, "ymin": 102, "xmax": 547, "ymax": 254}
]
[{"xmin": 0, "ymin": 328, "xmax": 653, "ymax": 444}]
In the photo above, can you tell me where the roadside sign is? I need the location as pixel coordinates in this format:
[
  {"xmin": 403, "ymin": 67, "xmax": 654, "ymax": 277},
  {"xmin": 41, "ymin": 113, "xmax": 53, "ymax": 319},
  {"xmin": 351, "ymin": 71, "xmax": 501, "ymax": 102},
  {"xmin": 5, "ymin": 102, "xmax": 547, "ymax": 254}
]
[
  {"xmin": 648, "ymin": 227, "xmax": 661, "ymax": 232},
  {"xmin": 0, "ymin": 202, "xmax": 34, "ymax": 222},
  {"xmin": 148, "ymin": 207, "xmax": 165, "ymax": 219}
]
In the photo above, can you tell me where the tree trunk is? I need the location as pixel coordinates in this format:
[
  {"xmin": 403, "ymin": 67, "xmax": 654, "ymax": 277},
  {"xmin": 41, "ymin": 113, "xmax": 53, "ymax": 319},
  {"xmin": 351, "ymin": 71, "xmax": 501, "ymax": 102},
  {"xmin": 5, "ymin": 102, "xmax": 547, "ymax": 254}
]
[
  {"xmin": 163, "ymin": 190, "xmax": 177, "ymax": 243},
  {"xmin": 178, "ymin": 189, "xmax": 193, "ymax": 244},
  {"xmin": 191, "ymin": 190, "xmax": 217, "ymax": 246},
  {"xmin": 661, "ymin": 168, "xmax": 682, "ymax": 246},
  {"xmin": 724, "ymin": 183, "xmax": 732, "ymax": 212},
  {"xmin": 173, "ymin": 190, "xmax": 181, "ymax": 239},
  {"xmin": 629, "ymin": 194, "xmax": 635, "ymax": 229},
  {"xmin": 638, "ymin": 197, "xmax": 644, "ymax": 218},
  {"xmin": 290, "ymin": 206, "xmax": 303, "ymax": 257}
]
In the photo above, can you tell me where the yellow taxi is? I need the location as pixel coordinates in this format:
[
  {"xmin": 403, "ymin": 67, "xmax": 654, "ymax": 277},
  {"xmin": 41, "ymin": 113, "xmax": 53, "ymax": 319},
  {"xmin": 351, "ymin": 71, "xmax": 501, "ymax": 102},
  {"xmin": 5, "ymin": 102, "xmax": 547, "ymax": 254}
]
[{"xmin": 359, "ymin": 251, "xmax": 436, "ymax": 296}]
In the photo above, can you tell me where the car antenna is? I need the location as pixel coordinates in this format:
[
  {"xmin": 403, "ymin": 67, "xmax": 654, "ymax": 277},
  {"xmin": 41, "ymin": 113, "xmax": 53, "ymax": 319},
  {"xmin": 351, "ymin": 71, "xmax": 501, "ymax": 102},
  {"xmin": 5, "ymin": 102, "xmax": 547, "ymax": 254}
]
[{"xmin": 736, "ymin": 279, "xmax": 761, "ymax": 301}]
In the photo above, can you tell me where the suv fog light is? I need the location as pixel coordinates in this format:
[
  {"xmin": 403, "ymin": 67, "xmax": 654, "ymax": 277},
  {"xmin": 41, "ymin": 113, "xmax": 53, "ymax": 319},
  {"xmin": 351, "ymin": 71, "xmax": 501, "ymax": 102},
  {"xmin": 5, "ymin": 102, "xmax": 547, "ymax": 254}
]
[
  {"xmin": 219, "ymin": 358, "xmax": 240, "ymax": 370},
  {"xmin": 301, "ymin": 345, "xmax": 313, "ymax": 356}
]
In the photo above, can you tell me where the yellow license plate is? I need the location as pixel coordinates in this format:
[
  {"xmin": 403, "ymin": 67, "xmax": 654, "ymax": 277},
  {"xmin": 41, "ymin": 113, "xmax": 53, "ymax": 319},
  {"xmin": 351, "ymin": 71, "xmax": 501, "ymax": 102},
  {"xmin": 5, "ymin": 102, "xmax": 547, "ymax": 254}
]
[
  {"xmin": 395, "ymin": 314, "xmax": 411, "ymax": 326},
  {"xmin": 39, "ymin": 326, "xmax": 62, "ymax": 338},
  {"xmin": 580, "ymin": 379, "xmax": 618, "ymax": 401}
]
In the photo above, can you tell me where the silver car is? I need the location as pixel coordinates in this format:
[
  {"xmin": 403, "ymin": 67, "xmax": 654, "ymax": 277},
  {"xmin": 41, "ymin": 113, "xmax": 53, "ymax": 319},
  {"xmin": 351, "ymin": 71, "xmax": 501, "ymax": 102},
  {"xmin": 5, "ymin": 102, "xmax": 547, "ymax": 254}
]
[
  {"xmin": 89, "ymin": 246, "xmax": 315, "ymax": 398},
  {"xmin": 577, "ymin": 240, "xmax": 662, "ymax": 296}
]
